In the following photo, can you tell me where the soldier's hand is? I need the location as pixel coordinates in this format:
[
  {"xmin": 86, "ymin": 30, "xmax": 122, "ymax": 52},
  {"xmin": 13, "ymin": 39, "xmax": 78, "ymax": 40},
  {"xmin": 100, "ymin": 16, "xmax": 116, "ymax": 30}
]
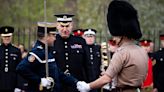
[
  {"xmin": 76, "ymin": 81, "xmax": 90, "ymax": 92},
  {"xmin": 41, "ymin": 78, "xmax": 50, "ymax": 87},
  {"xmin": 46, "ymin": 77, "xmax": 55, "ymax": 89},
  {"xmin": 101, "ymin": 71, "xmax": 106, "ymax": 76},
  {"xmin": 41, "ymin": 77, "xmax": 54, "ymax": 89},
  {"xmin": 14, "ymin": 88, "xmax": 21, "ymax": 92}
]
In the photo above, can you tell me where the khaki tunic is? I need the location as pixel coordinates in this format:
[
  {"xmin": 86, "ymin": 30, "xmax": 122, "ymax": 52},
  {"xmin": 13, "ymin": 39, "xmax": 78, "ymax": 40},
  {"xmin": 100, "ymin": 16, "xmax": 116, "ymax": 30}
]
[{"xmin": 105, "ymin": 41, "xmax": 148, "ymax": 87}]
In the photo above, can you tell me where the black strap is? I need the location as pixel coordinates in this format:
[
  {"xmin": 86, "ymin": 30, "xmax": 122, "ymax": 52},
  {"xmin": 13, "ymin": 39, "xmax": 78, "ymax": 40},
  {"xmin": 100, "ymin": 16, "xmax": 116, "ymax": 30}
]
[{"xmin": 116, "ymin": 86, "xmax": 141, "ymax": 91}]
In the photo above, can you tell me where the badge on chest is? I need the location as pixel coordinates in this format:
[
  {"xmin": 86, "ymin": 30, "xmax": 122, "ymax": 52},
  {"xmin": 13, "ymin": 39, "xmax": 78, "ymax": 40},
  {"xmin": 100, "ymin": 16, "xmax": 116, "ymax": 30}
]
[{"xmin": 71, "ymin": 44, "xmax": 82, "ymax": 49}]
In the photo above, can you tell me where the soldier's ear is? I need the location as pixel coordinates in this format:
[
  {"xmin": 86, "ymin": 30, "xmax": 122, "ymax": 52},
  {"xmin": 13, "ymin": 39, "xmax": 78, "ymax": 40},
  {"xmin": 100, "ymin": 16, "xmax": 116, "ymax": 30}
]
[
  {"xmin": 69, "ymin": 22, "xmax": 73, "ymax": 30},
  {"xmin": 70, "ymin": 22, "xmax": 73, "ymax": 26}
]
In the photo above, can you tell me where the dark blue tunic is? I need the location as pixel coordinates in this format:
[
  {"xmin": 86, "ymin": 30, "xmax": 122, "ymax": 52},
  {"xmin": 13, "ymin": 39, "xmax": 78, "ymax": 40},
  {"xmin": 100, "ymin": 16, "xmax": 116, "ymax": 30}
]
[
  {"xmin": 0, "ymin": 43, "xmax": 21, "ymax": 91},
  {"xmin": 16, "ymin": 40, "xmax": 78, "ymax": 92},
  {"xmin": 153, "ymin": 48, "xmax": 164, "ymax": 92}
]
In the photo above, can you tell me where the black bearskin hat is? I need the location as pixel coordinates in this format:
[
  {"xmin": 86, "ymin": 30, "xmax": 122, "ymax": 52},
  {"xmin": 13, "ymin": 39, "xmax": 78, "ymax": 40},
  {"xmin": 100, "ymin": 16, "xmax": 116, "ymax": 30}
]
[{"xmin": 107, "ymin": 0, "xmax": 142, "ymax": 39}]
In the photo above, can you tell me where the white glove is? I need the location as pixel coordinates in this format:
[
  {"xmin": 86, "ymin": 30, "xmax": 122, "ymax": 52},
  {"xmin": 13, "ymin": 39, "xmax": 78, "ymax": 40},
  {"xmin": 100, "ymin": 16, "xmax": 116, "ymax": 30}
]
[
  {"xmin": 46, "ymin": 77, "xmax": 55, "ymax": 89},
  {"xmin": 41, "ymin": 78, "xmax": 50, "ymax": 87},
  {"xmin": 76, "ymin": 81, "xmax": 90, "ymax": 92},
  {"xmin": 14, "ymin": 88, "xmax": 21, "ymax": 92},
  {"xmin": 41, "ymin": 77, "xmax": 54, "ymax": 89}
]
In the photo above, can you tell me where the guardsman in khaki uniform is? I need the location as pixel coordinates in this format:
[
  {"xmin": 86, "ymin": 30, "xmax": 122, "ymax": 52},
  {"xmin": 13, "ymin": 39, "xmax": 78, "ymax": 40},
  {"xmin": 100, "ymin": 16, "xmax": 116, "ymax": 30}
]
[{"xmin": 76, "ymin": 1, "xmax": 148, "ymax": 92}]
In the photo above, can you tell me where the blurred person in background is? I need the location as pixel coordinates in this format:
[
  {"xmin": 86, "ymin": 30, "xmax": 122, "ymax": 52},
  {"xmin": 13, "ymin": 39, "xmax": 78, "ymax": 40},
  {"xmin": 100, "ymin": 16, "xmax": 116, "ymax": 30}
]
[
  {"xmin": 0, "ymin": 26, "xmax": 22, "ymax": 92},
  {"xmin": 139, "ymin": 39, "xmax": 153, "ymax": 91},
  {"xmin": 72, "ymin": 29, "xmax": 84, "ymax": 37},
  {"xmin": 153, "ymin": 33, "xmax": 164, "ymax": 92},
  {"xmin": 17, "ymin": 44, "xmax": 28, "ymax": 59},
  {"xmin": 83, "ymin": 28, "xmax": 101, "ymax": 92}
]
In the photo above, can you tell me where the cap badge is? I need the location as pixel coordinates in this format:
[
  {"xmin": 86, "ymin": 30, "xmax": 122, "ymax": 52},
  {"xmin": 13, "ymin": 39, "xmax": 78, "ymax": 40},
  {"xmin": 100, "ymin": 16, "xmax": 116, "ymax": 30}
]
[
  {"xmin": 144, "ymin": 41, "xmax": 147, "ymax": 44},
  {"xmin": 63, "ymin": 15, "xmax": 67, "ymax": 19},
  {"xmin": 77, "ymin": 30, "xmax": 81, "ymax": 34},
  {"xmin": 5, "ymin": 28, "xmax": 8, "ymax": 32}
]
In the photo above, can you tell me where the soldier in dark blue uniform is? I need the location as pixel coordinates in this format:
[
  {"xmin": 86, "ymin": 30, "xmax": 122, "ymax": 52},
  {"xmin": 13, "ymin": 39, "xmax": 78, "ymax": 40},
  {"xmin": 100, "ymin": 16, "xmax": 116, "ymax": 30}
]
[
  {"xmin": 16, "ymin": 22, "xmax": 79, "ymax": 92},
  {"xmin": 83, "ymin": 29, "xmax": 101, "ymax": 92},
  {"xmin": 54, "ymin": 14, "xmax": 89, "ymax": 92},
  {"xmin": 0, "ymin": 26, "xmax": 22, "ymax": 92},
  {"xmin": 153, "ymin": 33, "xmax": 164, "ymax": 92}
]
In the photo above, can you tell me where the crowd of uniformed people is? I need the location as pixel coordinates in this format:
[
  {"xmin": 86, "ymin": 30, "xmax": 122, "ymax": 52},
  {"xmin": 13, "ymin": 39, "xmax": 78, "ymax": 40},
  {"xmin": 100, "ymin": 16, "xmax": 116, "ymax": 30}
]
[{"xmin": 0, "ymin": 0, "xmax": 164, "ymax": 92}]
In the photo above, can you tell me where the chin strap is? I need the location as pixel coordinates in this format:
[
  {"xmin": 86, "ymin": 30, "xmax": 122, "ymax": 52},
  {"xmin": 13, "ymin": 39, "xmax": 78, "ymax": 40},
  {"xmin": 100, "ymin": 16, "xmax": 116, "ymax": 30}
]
[{"xmin": 117, "ymin": 36, "xmax": 123, "ymax": 46}]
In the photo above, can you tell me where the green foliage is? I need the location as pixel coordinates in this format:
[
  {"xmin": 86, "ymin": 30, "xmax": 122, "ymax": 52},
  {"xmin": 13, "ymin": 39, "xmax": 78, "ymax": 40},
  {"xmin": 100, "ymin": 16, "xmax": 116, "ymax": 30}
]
[
  {"xmin": 0, "ymin": 0, "xmax": 66, "ymax": 27},
  {"xmin": 77, "ymin": 0, "xmax": 110, "ymax": 43},
  {"xmin": 130, "ymin": 0, "xmax": 164, "ymax": 38},
  {"xmin": 0, "ymin": 0, "xmax": 164, "ymax": 47}
]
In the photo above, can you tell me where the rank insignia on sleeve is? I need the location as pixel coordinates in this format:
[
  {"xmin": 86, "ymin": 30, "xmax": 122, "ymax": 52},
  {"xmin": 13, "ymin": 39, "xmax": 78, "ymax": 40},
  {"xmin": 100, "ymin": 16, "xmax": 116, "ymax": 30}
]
[{"xmin": 28, "ymin": 55, "xmax": 35, "ymax": 62}]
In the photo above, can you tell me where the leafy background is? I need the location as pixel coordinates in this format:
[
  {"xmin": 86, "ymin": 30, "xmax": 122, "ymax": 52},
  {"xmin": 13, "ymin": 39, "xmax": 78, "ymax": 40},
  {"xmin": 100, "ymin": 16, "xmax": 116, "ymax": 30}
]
[{"xmin": 0, "ymin": 0, "xmax": 164, "ymax": 50}]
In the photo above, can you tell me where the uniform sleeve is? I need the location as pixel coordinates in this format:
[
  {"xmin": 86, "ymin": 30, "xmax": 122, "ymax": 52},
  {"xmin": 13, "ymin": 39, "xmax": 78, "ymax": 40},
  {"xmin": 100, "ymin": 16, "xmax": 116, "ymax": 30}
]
[
  {"xmin": 105, "ymin": 50, "xmax": 126, "ymax": 78},
  {"xmin": 16, "ymin": 56, "xmax": 41, "ymax": 85}
]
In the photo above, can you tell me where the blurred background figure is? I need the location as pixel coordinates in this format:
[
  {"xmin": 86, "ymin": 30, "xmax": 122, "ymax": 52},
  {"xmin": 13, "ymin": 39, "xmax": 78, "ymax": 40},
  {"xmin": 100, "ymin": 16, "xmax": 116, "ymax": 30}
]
[
  {"xmin": 17, "ymin": 44, "xmax": 28, "ymax": 59},
  {"xmin": 153, "ymin": 33, "xmax": 164, "ymax": 92},
  {"xmin": 139, "ymin": 39, "xmax": 153, "ymax": 91},
  {"xmin": 83, "ymin": 28, "xmax": 101, "ymax": 92},
  {"xmin": 139, "ymin": 39, "xmax": 154, "ymax": 58},
  {"xmin": 0, "ymin": 26, "xmax": 22, "ymax": 92},
  {"xmin": 72, "ymin": 29, "xmax": 84, "ymax": 37}
]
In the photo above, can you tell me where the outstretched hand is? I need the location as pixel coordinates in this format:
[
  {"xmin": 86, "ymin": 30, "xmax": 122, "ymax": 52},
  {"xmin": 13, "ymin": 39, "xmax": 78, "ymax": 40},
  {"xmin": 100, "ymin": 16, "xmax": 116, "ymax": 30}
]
[{"xmin": 76, "ymin": 81, "xmax": 90, "ymax": 92}]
